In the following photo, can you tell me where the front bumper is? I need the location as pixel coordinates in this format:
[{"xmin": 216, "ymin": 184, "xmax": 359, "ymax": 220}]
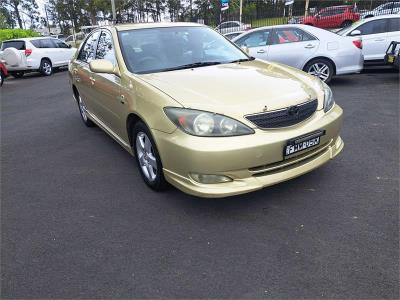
[{"xmin": 153, "ymin": 104, "xmax": 344, "ymax": 198}]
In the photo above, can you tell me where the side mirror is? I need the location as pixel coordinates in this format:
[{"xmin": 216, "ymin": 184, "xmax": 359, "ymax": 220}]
[
  {"xmin": 350, "ymin": 29, "xmax": 361, "ymax": 36},
  {"xmin": 68, "ymin": 44, "xmax": 72, "ymax": 48},
  {"xmin": 89, "ymin": 59, "xmax": 118, "ymax": 75},
  {"xmin": 241, "ymin": 46, "xmax": 250, "ymax": 54}
]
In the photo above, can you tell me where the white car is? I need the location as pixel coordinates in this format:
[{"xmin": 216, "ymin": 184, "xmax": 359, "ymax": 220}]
[
  {"xmin": 232, "ymin": 24, "xmax": 363, "ymax": 83},
  {"xmin": 337, "ymin": 15, "xmax": 400, "ymax": 64},
  {"xmin": 0, "ymin": 37, "xmax": 77, "ymax": 78},
  {"xmin": 216, "ymin": 21, "xmax": 251, "ymax": 34},
  {"xmin": 361, "ymin": 1, "xmax": 400, "ymax": 19}
]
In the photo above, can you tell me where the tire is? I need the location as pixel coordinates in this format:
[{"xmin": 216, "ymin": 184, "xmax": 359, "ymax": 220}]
[
  {"xmin": 76, "ymin": 93, "xmax": 95, "ymax": 127},
  {"xmin": 10, "ymin": 71, "xmax": 24, "ymax": 78},
  {"xmin": 39, "ymin": 59, "xmax": 53, "ymax": 76},
  {"xmin": 132, "ymin": 121, "xmax": 167, "ymax": 191},
  {"xmin": 304, "ymin": 58, "xmax": 334, "ymax": 83},
  {"xmin": 0, "ymin": 71, "xmax": 3, "ymax": 86},
  {"xmin": 341, "ymin": 20, "xmax": 353, "ymax": 28}
]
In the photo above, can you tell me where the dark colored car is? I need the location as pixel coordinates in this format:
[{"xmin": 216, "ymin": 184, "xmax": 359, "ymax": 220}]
[
  {"xmin": 0, "ymin": 62, "xmax": 8, "ymax": 86},
  {"xmin": 293, "ymin": 5, "xmax": 360, "ymax": 29}
]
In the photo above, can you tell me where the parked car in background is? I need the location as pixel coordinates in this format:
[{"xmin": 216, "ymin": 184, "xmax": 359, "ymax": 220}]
[
  {"xmin": 0, "ymin": 37, "xmax": 77, "ymax": 78},
  {"xmin": 224, "ymin": 31, "xmax": 244, "ymax": 40},
  {"xmin": 65, "ymin": 32, "xmax": 86, "ymax": 48},
  {"xmin": 361, "ymin": 1, "xmax": 400, "ymax": 19},
  {"xmin": 0, "ymin": 61, "xmax": 8, "ymax": 86},
  {"xmin": 290, "ymin": 5, "xmax": 359, "ymax": 29},
  {"xmin": 232, "ymin": 24, "xmax": 363, "ymax": 83},
  {"xmin": 69, "ymin": 23, "xmax": 343, "ymax": 198},
  {"xmin": 337, "ymin": 15, "xmax": 400, "ymax": 64},
  {"xmin": 216, "ymin": 21, "xmax": 251, "ymax": 34},
  {"xmin": 51, "ymin": 34, "xmax": 66, "ymax": 41}
]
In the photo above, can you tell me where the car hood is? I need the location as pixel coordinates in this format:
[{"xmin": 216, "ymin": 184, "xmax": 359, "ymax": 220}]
[{"xmin": 139, "ymin": 60, "xmax": 323, "ymax": 121}]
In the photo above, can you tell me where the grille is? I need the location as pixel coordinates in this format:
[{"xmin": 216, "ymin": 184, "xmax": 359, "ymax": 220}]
[{"xmin": 245, "ymin": 99, "xmax": 318, "ymax": 129}]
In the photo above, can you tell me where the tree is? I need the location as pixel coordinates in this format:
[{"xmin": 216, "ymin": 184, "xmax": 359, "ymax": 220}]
[{"xmin": 0, "ymin": 0, "xmax": 40, "ymax": 29}]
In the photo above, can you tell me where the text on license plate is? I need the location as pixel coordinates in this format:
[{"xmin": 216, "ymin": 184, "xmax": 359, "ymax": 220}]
[{"xmin": 285, "ymin": 137, "xmax": 320, "ymax": 156}]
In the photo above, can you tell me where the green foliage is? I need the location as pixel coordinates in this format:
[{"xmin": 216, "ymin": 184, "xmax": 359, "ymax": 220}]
[{"xmin": 0, "ymin": 29, "xmax": 40, "ymax": 42}]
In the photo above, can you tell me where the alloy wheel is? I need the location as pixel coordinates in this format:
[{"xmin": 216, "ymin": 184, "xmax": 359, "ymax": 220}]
[
  {"xmin": 78, "ymin": 96, "xmax": 88, "ymax": 121},
  {"xmin": 307, "ymin": 63, "xmax": 330, "ymax": 82},
  {"xmin": 42, "ymin": 62, "xmax": 52, "ymax": 75},
  {"xmin": 136, "ymin": 132, "xmax": 157, "ymax": 182}
]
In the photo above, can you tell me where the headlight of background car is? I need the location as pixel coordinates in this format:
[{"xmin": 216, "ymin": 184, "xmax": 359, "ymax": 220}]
[
  {"xmin": 164, "ymin": 108, "xmax": 255, "ymax": 137},
  {"xmin": 323, "ymin": 82, "xmax": 335, "ymax": 112}
]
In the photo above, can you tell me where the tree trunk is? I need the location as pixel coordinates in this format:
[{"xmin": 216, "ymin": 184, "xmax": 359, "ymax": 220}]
[{"xmin": 12, "ymin": 0, "xmax": 23, "ymax": 29}]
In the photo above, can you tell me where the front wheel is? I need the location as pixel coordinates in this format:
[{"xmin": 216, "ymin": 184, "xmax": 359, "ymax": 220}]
[
  {"xmin": 132, "ymin": 122, "xmax": 167, "ymax": 191},
  {"xmin": 304, "ymin": 58, "xmax": 334, "ymax": 83},
  {"xmin": 39, "ymin": 59, "xmax": 53, "ymax": 76},
  {"xmin": 77, "ymin": 94, "xmax": 95, "ymax": 127}
]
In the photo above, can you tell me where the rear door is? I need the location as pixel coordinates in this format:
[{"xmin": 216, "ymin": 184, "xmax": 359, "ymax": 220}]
[
  {"xmin": 53, "ymin": 39, "xmax": 75, "ymax": 65},
  {"xmin": 234, "ymin": 29, "xmax": 272, "ymax": 60},
  {"xmin": 354, "ymin": 18, "xmax": 389, "ymax": 61},
  {"xmin": 0, "ymin": 40, "xmax": 27, "ymax": 67},
  {"xmin": 268, "ymin": 27, "xmax": 319, "ymax": 69}
]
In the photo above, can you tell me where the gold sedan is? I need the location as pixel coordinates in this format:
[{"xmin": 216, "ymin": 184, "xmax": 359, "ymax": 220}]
[{"xmin": 68, "ymin": 23, "xmax": 343, "ymax": 198}]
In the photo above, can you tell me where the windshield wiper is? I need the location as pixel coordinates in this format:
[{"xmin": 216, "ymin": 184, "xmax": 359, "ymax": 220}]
[
  {"xmin": 162, "ymin": 61, "xmax": 222, "ymax": 72},
  {"xmin": 229, "ymin": 57, "xmax": 256, "ymax": 63}
]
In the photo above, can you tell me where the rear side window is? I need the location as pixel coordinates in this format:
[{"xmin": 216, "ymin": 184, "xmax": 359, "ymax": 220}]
[
  {"xmin": 389, "ymin": 18, "xmax": 400, "ymax": 32},
  {"xmin": 1, "ymin": 41, "xmax": 26, "ymax": 50},
  {"xmin": 36, "ymin": 39, "xmax": 56, "ymax": 48},
  {"xmin": 273, "ymin": 28, "xmax": 316, "ymax": 44},
  {"xmin": 77, "ymin": 31, "xmax": 101, "ymax": 63},
  {"xmin": 357, "ymin": 19, "xmax": 388, "ymax": 35}
]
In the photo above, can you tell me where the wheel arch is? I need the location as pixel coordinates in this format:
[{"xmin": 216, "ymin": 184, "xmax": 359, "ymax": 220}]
[
  {"xmin": 41, "ymin": 57, "xmax": 52, "ymax": 65},
  {"xmin": 303, "ymin": 56, "xmax": 336, "ymax": 75},
  {"xmin": 126, "ymin": 112, "xmax": 146, "ymax": 147},
  {"xmin": 72, "ymin": 84, "xmax": 79, "ymax": 102}
]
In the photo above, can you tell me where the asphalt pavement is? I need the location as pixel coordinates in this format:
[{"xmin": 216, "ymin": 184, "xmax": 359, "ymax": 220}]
[{"xmin": 1, "ymin": 68, "xmax": 399, "ymax": 299}]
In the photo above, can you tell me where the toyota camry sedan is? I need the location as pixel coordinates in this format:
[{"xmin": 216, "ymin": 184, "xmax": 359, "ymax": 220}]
[{"xmin": 68, "ymin": 23, "xmax": 344, "ymax": 198}]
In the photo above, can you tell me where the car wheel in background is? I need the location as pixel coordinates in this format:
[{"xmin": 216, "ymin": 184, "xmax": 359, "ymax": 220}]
[
  {"xmin": 341, "ymin": 20, "xmax": 353, "ymax": 28},
  {"xmin": 132, "ymin": 121, "xmax": 167, "ymax": 191},
  {"xmin": 39, "ymin": 59, "xmax": 53, "ymax": 76},
  {"xmin": 9, "ymin": 71, "xmax": 24, "ymax": 78},
  {"xmin": 77, "ymin": 94, "xmax": 95, "ymax": 127},
  {"xmin": 304, "ymin": 58, "xmax": 334, "ymax": 83}
]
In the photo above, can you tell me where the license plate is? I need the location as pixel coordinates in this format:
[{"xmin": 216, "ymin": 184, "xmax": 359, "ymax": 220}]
[
  {"xmin": 388, "ymin": 55, "xmax": 395, "ymax": 63},
  {"xmin": 284, "ymin": 131, "xmax": 324, "ymax": 157}
]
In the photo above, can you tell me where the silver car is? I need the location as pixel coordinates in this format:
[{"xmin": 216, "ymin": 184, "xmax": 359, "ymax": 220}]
[{"xmin": 232, "ymin": 24, "xmax": 364, "ymax": 83}]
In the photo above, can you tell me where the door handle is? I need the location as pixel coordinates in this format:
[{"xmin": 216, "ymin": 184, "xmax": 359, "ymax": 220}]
[
  {"xmin": 73, "ymin": 68, "xmax": 78, "ymax": 74},
  {"xmin": 118, "ymin": 95, "xmax": 125, "ymax": 104},
  {"xmin": 89, "ymin": 77, "xmax": 96, "ymax": 85},
  {"xmin": 75, "ymin": 77, "xmax": 80, "ymax": 83},
  {"xmin": 304, "ymin": 44, "xmax": 315, "ymax": 49},
  {"xmin": 374, "ymin": 38, "xmax": 385, "ymax": 41},
  {"xmin": 257, "ymin": 49, "xmax": 265, "ymax": 53}
]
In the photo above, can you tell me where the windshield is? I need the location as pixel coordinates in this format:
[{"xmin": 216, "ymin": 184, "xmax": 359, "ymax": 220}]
[
  {"xmin": 118, "ymin": 26, "xmax": 249, "ymax": 74},
  {"xmin": 1, "ymin": 40, "xmax": 25, "ymax": 51}
]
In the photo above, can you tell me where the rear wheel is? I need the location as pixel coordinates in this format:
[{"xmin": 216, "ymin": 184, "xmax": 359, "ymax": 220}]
[
  {"xmin": 132, "ymin": 121, "xmax": 167, "ymax": 191},
  {"xmin": 39, "ymin": 59, "xmax": 53, "ymax": 76},
  {"xmin": 0, "ymin": 71, "xmax": 3, "ymax": 86},
  {"xmin": 304, "ymin": 58, "xmax": 334, "ymax": 83},
  {"xmin": 10, "ymin": 71, "xmax": 24, "ymax": 78},
  {"xmin": 341, "ymin": 20, "xmax": 353, "ymax": 28}
]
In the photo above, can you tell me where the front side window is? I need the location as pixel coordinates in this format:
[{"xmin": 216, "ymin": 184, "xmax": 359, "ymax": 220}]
[
  {"xmin": 272, "ymin": 28, "xmax": 315, "ymax": 44},
  {"xmin": 357, "ymin": 19, "xmax": 388, "ymax": 35},
  {"xmin": 96, "ymin": 31, "xmax": 116, "ymax": 65},
  {"xmin": 235, "ymin": 30, "xmax": 271, "ymax": 48},
  {"xmin": 78, "ymin": 31, "xmax": 101, "ymax": 63},
  {"xmin": 53, "ymin": 39, "xmax": 69, "ymax": 48},
  {"xmin": 118, "ymin": 26, "xmax": 249, "ymax": 74}
]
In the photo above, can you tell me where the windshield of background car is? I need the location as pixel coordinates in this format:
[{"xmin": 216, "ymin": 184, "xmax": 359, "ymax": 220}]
[
  {"xmin": 118, "ymin": 26, "xmax": 248, "ymax": 74},
  {"xmin": 1, "ymin": 41, "xmax": 26, "ymax": 50}
]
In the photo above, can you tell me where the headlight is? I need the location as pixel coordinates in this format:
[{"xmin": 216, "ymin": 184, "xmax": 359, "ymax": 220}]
[
  {"xmin": 164, "ymin": 108, "xmax": 254, "ymax": 137},
  {"xmin": 323, "ymin": 82, "xmax": 335, "ymax": 112}
]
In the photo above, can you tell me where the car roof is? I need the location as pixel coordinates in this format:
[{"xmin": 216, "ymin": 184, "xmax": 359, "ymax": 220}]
[
  {"xmin": 361, "ymin": 14, "xmax": 400, "ymax": 21},
  {"xmin": 321, "ymin": 5, "xmax": 352, "ymax": 9},
  {"xmin": 2, "ymin": 37, "xmax": 58, "ymax": 42},
  {"xmin": 112, "ymin": 22, "xmax": 204, "ymax": 31}
]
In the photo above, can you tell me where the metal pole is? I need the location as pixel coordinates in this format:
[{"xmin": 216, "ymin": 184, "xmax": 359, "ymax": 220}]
[
  {"xmin": 239, "ymin": 0, "xmax": 243, "ymax": 23},
  {"xmin": 305, "ymin": 0, "xmax": 310, "ymax": 17},
  {"xmin": 111, "ymin": 0, "xmax": 117, "ymax": 24}
]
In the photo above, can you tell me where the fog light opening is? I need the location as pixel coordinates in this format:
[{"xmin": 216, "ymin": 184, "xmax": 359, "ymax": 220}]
[{"xmin": 190, "ymin": 173, "xmax": 233, "ymax": 184}]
